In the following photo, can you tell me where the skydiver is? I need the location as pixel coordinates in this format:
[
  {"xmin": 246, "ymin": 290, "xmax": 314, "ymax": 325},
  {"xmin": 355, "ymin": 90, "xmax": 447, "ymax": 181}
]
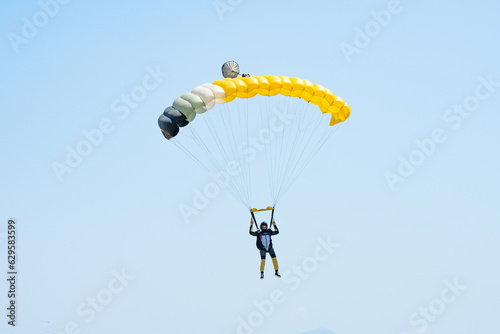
[{"xmin": 249, "ymin": 219, "xmax": 280, "ymax": 279}]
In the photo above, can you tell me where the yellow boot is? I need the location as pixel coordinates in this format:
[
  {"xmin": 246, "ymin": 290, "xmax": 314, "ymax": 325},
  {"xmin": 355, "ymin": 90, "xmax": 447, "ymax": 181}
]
[
  {"xmin": 272, "ymin": 257, "xmax": 280, "ymax": 278},
  {"xmin": 260, "ymin": 259, "xmax": 265, "ymax": 279}
]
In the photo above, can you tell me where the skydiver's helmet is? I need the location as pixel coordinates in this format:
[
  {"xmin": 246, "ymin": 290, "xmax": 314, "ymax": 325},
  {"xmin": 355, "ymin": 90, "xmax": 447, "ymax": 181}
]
[{"xmin": 260, "ymin": 222, "xmax": 268, "ymax": 230}]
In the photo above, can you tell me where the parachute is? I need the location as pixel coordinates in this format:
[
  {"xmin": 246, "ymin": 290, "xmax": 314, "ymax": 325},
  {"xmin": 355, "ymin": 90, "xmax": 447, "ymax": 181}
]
[{"xmin": 158, "ymin": 62, "xmax": 350, "ymax": 210}]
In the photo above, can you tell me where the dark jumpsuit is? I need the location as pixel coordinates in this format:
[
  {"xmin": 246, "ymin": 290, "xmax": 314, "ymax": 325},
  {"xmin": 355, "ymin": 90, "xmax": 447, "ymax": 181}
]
[{"xmin": 250, "ymin": 225, "xmax": 279, "ymax": 273}]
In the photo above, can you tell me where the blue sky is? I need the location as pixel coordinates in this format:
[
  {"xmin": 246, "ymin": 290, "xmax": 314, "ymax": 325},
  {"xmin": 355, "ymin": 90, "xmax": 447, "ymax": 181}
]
[{"xmin": 1, "ymin": 0, "xmax": 499, "ymax": 333}]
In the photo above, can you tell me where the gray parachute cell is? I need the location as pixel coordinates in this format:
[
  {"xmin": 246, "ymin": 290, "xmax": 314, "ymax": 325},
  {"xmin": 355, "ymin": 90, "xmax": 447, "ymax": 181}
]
[
  {"xmin": 158, "ymin": 106, "xmax": 188, "ymax": 139},
  {"xmin": 222, "ymin": 61, "xmax": 239, "ymax": 78},
  {"xmin": 158, "ymin": 114, "xmax": 178, "ymax": 140},
  {"xmin": 165, "ymin": 106, "xmax": 188, "ymax": 127}
]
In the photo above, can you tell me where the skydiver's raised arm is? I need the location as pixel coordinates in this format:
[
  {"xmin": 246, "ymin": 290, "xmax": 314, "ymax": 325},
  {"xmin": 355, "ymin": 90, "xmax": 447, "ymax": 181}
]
[
  {"xmin": 249, "ymin": 219, "xmax": 259, "ymax": 236},
  {"xmin": 270, "ymin": 219, "xmax": 279, "ymax": 235}
]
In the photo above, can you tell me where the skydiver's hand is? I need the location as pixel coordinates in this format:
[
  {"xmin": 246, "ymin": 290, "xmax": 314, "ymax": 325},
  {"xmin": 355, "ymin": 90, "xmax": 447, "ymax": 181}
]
[
  {"xmin": 272, "ymin": 219, "xmax": 276, "ymax": 226},
  {"xmin": 250, "ymin": 219, "xmax": 253, "ymax": 226}
]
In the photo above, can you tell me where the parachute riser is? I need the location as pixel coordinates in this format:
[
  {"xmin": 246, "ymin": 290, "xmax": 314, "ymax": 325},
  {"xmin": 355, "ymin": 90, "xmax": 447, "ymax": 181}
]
[
  {"xmin": 250, "ymin": 206, "xmax": 275, "ymax": 233},
  {"xmin": 250, "ymin": 210, "xmax": 259, "ymax": 233}
]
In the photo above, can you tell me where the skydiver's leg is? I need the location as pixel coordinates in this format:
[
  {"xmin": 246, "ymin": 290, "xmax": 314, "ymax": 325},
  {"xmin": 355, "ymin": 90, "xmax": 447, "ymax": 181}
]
[
  {"xmin": 269, "ymin": 248, "xmax": 280, "ymax": 277},
  {"xmin": 260, "ymin": 249, "xmax": 266, "ymax": 277}
]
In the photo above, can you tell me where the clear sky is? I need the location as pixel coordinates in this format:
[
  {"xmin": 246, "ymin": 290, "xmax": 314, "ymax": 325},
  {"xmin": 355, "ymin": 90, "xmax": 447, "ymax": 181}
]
[{"xmin": 1, "ymin": 0, "xmax": 499, "ymax": 333}]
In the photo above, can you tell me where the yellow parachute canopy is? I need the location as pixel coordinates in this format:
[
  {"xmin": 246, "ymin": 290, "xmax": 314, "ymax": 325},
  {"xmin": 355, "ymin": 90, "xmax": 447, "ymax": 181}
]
[
  {"xmin": 159, "ymin": 75, "xmax": 351, "ymax": 140},
  {"xmin": 212, "ymin": 75, "xmax": 351, "ymax": 126}
]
